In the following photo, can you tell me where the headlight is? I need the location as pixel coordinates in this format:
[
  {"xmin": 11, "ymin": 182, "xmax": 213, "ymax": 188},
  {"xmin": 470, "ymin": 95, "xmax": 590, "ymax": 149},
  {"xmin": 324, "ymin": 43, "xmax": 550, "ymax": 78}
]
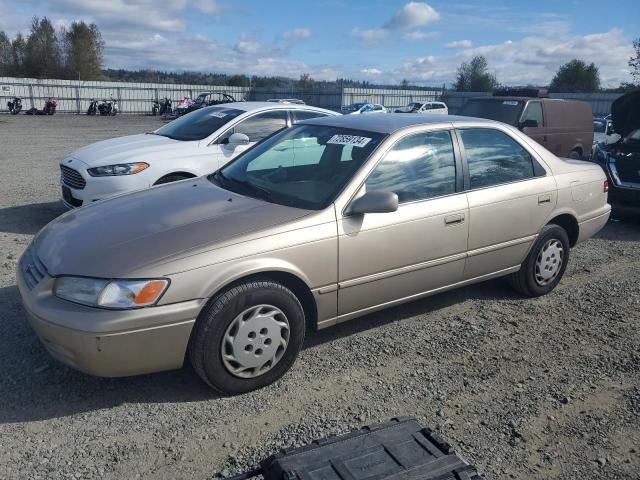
[
  {"xmin": 87, "ymin": 162, "xmax": 149, "ymax": 177},
  {"xmin": 54, "ymin": 276, "xmax": 169, "ymax": 309}
]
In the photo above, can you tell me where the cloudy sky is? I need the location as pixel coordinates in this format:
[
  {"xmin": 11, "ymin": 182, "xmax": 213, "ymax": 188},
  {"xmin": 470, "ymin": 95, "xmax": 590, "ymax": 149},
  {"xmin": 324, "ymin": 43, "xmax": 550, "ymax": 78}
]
[{"xmin": 1, "ymin": 0, "xmax": 638, "ymax": 86}]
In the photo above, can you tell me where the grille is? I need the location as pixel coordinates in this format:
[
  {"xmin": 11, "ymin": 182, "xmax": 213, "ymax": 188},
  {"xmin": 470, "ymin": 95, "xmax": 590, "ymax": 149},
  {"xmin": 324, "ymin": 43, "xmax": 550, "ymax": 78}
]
[
  {"xmin": 20, "ymin": 247, "xmax": 48, "ymax": 290},
  {"xmin": 60, "ymin": 164, "xmax": 86, "ymax": 189},
  {"xmin": 616, "ymin": 157, "xmax": 640, "ymax": 184}
]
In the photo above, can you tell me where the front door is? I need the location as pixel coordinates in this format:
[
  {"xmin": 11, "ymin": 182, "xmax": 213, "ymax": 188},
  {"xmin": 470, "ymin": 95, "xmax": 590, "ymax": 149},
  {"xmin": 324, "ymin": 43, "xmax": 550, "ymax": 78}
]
[{"xmin": 337, "ymin": 129, "xmax": 469, "ymax": 318}]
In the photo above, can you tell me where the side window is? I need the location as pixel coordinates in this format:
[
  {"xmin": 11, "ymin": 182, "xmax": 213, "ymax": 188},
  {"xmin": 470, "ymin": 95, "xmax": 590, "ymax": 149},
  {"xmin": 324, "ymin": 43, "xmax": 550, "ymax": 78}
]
[
  {"xmin": 459, "ymin": 128, "xmax": 537, "ymax": 189},
  {"xmin": 292, "ymin": 110, "xmax": 330, "ymax": 123},
  {"xmin": 521, "ymin": 102, "xmax": 544, "ymax": 127},
  {"xmin": 234, "ymin": 110, "xmax": 288, "ymax": 143},
  {"xmin": 365, "ymin": 130, "xmax": 457, "ymax": 203}
]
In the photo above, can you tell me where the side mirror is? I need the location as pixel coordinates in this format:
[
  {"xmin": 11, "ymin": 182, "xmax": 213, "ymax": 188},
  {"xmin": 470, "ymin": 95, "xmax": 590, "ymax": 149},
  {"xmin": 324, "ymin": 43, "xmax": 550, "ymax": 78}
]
[
  {"xmin": 348, "ymin": 191, "xmax": 399, "ymax": 215},
  {"xmin": 228, "ymin": 132, "xmax": 250, "ymax": 146},
  {"xmin": 520, "ymin": 119, "xmax": 538, "ymax": 129}
]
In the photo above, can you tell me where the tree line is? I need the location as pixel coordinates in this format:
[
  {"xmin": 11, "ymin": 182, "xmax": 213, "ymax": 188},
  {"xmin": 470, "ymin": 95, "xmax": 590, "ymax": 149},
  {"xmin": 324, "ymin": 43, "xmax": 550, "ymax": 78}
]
[
  {"xmin": 0, "ymin": 17, "xmax": 104, "ymax": 80},
  {"xmin": 1, "ymin": 17, "xmax": 638, "ymax": 93}
]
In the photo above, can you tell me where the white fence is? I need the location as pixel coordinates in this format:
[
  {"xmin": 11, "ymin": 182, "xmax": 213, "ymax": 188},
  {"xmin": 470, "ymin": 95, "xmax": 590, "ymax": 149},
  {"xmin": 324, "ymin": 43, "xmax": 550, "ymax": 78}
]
[
  {"xmin": 0, "ymin": 77, "xmax": 444, "ymax": 114},
  {"xmin": 0, "ymin": 77, "xmax": 250, "ymax": 114}
]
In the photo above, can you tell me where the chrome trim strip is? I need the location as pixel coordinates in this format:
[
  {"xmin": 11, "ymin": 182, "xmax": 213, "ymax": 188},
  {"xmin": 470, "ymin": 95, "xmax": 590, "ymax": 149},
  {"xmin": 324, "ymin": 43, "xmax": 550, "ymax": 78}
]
[
  {"xmin": 338, "ymin": 252, "xmax": 467, "ymax": 290},
  {"xmin": 467, "ymin": 235, "xmax": 537, "ymax": 257},
  {"xmin": 317, "ymin": 265, "xmax": 521, "ymax": 329}
]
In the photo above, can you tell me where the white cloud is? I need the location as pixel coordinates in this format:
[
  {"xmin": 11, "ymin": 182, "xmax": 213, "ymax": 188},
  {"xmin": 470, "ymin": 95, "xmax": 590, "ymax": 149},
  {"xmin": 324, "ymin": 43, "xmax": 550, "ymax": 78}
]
[
  {"xmin": 351, "ymin": 27, "xmax": 388, "ymax": 45},
  {"xmin": 444, "ymin": 39, "xmax": 473, "ymax": 49},
  {"xmin": 192, "ymin": 0, "xmax": 219, "ymax": 14},
  {"xmin": 233, "ymin": 33, "xmax": 265, "ymax": 55},
  {"xmin": 283, "ymin": 28, "xmax": 312, "ymax": 41},
  {"xmin": 385, "ymin": 2, "xmax": 440, "ymax": 30},
  {"xmin": 361, "ymin": 68, "xmax": 382, "ymax": 75},
  {"xmin": 400, "ymin": 29, "xmax": 633, "ymax": 87},
  {"xmin": 403, "ymin": 31, "xmax": 439, "ymax": 41}
]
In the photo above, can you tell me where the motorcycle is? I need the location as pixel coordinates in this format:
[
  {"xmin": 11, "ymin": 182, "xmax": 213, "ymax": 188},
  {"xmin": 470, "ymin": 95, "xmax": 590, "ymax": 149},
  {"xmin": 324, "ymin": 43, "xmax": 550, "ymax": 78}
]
[
  {"xmin": 87, "ymin": 99, "xmax": 98, "ymax": 115},
  {"xmin": 7, "ymin": 96, "xmax": 22, "ymax": 115},
  {"xmin": 97, "ymin": 97, "xmax": 119, "ymax": 116},
  {"xmin": 159, "ymin": 97, "xmax": 172, "ymax": 116},
  {"xmin": 24, "ymin": 97, "xmax": 57, "ymax": 115}
]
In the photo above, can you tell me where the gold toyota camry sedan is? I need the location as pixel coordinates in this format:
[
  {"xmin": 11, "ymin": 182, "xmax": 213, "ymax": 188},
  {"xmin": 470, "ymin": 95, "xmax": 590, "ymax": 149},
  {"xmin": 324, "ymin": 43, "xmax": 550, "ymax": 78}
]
[{"xmin": 18, "ymin": 114, "xmax": 611, "ymax": 394}]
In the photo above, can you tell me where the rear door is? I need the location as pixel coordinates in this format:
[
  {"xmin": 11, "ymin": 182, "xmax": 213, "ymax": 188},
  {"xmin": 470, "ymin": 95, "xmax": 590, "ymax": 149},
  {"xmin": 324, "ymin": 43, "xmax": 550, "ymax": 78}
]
[{"xmin": 457, "ymin": 127, "xmax": 556, "ymax": 279}]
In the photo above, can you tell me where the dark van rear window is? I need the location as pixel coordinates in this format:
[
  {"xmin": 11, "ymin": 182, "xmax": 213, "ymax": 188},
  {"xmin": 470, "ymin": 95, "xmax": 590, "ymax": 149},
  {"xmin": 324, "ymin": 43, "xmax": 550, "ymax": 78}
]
[{"xmin": 458, "ymin": 99, "xmax": 524, "ymax": 126}]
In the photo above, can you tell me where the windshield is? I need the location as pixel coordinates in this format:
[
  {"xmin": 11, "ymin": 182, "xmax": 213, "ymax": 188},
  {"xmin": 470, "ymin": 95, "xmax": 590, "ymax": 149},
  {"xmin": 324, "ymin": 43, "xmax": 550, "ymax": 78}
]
[
  {"xmin": 343, "ymin": 103, "xmax": 366, "ymax": 112},
  {"xmin": 211, "ymin": 125, "xmax": 385, "ymax": 210},
  {"xmin": 458, "ymin": 99, "xmax": 524, "ymax": 126},
  {"xmin": 155, "ymin": 106, "xmax": 244, "ymax": 141},
  {"xmin": 407, "ymin": 102, "xmax": 422, "ymax": 111}
]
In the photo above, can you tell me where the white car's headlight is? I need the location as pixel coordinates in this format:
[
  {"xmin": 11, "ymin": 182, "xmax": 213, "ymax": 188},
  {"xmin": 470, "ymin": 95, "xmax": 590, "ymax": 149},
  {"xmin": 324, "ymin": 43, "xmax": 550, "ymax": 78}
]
[
  {"xmin": 87, "ymin": 162, "xmax": 149, "ymax": 177},
  {"xmin": 54, "ymin": 276, "xmax": 169, "ymax": 309}
]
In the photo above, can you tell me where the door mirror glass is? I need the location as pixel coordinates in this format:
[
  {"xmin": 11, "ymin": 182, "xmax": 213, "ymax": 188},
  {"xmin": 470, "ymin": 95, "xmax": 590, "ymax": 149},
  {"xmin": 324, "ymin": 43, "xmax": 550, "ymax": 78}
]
[
  {"xmin": 349, "ymin": 191, "xmax": 399, "ymax": 215},
  {"xmin": 228, "ymin": 132, "xmax": 250, "ymax": 146}
]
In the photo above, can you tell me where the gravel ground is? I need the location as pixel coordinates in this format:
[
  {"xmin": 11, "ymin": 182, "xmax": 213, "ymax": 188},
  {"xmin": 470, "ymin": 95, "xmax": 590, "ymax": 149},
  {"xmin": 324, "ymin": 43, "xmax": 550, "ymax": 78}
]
[{"xmin": 0, "ymin": 114, "xmax": 639, "ymax": 480}]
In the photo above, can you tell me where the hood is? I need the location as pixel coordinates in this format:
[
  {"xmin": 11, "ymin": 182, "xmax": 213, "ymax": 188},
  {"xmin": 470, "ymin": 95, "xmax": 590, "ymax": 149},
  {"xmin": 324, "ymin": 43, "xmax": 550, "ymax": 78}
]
[
  {"xmin": 65, "ymin": 134, "xmax": 194, "ymax": 168},
  {"xmin": 34, "ymin": 178, "xmax": 311, "ymax": 278},
  {"xmin": 611, "ymin": 90, "xmax": 640, "ymax": 139}
]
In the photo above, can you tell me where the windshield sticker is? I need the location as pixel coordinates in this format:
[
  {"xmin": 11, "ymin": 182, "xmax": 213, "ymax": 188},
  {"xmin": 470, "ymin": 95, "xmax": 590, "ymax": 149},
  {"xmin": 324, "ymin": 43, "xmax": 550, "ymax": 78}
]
[
  {"xmin": 327, "ymin": 134, "xmax": 372, "ymax": 147},
  {"xmin": 502, "ymin": 101, "xmax": 519, "ymax": 106},
  {"xmin": 210, "ymin": 111, "xmax": 228, "ymax": 118}
]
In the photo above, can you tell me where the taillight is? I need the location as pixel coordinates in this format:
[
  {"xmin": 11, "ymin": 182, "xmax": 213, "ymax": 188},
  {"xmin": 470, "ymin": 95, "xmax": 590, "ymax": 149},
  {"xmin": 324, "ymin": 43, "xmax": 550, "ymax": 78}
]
[{"xmin": 603, "ymin": 180, "xmax": 609, "ymax": 193}]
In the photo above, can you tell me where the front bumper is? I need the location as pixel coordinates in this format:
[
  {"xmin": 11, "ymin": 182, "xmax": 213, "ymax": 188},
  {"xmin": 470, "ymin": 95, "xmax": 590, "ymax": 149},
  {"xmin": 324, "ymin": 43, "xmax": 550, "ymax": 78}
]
[
  {"xmin": 60, "ymin": 165, "xmax": 151, "ymax": 209},
  {"xmin": 17, "ymin": 251, "xmax": 206, "ymax": 377}
]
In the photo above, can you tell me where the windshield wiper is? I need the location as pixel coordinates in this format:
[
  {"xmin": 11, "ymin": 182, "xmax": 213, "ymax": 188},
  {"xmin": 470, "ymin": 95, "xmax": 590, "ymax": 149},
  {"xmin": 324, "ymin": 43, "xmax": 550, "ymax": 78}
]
[{"xmin": 225, "ymin": 176, "xmax": 275, "ymax": 202}]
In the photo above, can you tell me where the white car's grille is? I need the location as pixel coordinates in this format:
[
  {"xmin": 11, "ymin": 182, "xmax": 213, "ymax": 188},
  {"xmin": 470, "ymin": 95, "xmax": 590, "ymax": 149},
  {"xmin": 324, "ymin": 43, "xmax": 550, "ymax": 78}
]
[{"xmin": 60, "ymin": 165, "xmax": 86, "ymax": 189}]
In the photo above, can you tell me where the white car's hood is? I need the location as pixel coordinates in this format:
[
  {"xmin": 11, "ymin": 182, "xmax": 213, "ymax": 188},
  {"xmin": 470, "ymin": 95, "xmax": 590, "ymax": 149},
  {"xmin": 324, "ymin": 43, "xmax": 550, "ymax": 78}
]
[{"xmin": 64, "ymin": 134, "xmax": 196, "ymax": 167}]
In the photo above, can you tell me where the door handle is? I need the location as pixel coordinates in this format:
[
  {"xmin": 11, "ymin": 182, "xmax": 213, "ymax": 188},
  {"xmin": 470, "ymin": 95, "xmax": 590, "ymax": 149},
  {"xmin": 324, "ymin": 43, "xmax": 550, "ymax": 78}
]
[
  {"xmin": 444, "ymin": 213, "xmax": 465, "ymax": 225},
  {"xmin": 538, "ymin": 194, "xmax": 551, "ymax": 205}
]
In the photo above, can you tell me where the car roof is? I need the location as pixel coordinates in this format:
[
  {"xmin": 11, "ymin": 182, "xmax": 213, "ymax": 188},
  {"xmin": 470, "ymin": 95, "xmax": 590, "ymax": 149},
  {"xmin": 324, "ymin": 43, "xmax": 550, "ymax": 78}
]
[
  {"xmin": 299, "ymin": 113, "xmax": 491, "ymax": 134},
  {"xmin": 211, "ymin": 101, "xmax": 334, "ymax": 113}
]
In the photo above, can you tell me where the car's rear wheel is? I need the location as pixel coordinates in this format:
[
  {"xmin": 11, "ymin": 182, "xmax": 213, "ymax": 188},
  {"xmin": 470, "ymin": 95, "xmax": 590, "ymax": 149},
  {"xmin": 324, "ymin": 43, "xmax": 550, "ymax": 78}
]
[
  {"xmin": 568, "ymin": 149, "xmax": 582, "ymax": 160},
  {"xmin": 189, "ymin": 279, "xmax": 306, "ymax": 394},
  {"xmin": 507, "ymin": 224, "xmax": 570, "ymax": 297}
]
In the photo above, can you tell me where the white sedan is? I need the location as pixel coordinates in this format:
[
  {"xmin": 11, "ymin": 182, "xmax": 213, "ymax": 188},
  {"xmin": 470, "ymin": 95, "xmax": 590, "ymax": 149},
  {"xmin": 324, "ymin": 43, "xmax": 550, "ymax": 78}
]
[
  {"xmin": 395, "ymin": 101, "xmax": 448, "ymax": 114},
  {"xmin": 341, "ymin": 103, "xmax": 387, "ymax": 115},
  {"xmin": 59, "ymin": 102, "xmax": 337, "ymax": 208}
]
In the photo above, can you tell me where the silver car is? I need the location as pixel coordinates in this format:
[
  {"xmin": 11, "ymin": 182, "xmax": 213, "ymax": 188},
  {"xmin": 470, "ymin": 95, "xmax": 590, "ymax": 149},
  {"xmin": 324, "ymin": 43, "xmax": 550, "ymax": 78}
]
[{"xmin": 18, "ymin": 114, "xmax": 611, "ymax": 394}]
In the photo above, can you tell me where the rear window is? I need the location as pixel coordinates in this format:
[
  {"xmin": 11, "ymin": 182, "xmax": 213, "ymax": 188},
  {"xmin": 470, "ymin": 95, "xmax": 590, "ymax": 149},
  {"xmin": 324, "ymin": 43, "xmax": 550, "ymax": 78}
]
[
  {"xmin": 155, "ymin": 107, "xmax": 244, "ymax": 141},
  {"xmin": 458, "ymin": 99, "xmax": 524, "ymax": 126}
]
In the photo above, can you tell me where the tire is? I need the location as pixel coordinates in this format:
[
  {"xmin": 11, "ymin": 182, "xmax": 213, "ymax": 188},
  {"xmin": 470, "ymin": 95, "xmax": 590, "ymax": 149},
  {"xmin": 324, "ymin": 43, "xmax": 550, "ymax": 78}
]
[
  {"xmin": 189, "ymin": 280, "xmax": 306, "ymax": 394},
  {"xmin": 154, "ymin": 173, "xmax": 193, "ymax": 185},
  {"xmin": 507, "ymin": 224, "xmax": 570, "ymax": 297},
  {"xmin": 568, "ymin": 149, "xmax": 581, "ymax": 160}
]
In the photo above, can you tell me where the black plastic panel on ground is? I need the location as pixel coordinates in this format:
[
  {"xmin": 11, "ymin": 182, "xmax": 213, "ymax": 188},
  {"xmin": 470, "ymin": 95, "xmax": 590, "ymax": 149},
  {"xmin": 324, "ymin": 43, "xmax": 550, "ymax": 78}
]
[{"xmin": 233, "ymin": 417, "xmax": 483, "ymax": 480}]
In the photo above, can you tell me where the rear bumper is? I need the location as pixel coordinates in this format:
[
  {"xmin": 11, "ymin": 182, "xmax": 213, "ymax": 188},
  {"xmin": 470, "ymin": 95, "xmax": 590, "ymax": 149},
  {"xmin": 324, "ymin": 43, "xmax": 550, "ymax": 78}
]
[
  {"xmin": 577, "ymin": 207, "xmax": 611, "ymax": 243},
  {"xmin": 17, "ymin": 253, "xmax": 206, "ymax": 377}
]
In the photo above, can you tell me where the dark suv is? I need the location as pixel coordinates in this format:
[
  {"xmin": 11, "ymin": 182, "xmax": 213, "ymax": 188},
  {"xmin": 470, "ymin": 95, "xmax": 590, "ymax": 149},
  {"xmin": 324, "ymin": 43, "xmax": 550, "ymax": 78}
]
[
  {"xmin": 458, "ymin": 88, "xmax": 593, "ymax": 159},
  {"xmin": 592, "ymin": 90, "xmax": 640, "ymax": 215}
]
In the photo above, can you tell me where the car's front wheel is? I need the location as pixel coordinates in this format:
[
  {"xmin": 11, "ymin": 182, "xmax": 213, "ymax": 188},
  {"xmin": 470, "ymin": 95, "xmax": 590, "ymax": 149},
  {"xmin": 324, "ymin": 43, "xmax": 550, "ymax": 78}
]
[
  {"xmin": 189, "ymin": 279, "xmax": 306, "ymax": 394},
  {"xmin": 507, "ymin": 224, "xmax": 570, "ymax": 297}
]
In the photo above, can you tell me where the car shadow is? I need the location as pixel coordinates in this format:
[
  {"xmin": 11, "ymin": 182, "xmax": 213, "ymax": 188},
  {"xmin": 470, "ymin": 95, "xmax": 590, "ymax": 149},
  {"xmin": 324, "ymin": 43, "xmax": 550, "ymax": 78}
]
[
  {"xmin": 0, "ymin": 277, "xmax": 521, "ymax": 424},
  {"xmin": 594, "ymin": 216, "xmax": 640, "ymax": 242},
  {"xmin": 0, "ymin": 201, "xmax": 67, "ymax": 235}
]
